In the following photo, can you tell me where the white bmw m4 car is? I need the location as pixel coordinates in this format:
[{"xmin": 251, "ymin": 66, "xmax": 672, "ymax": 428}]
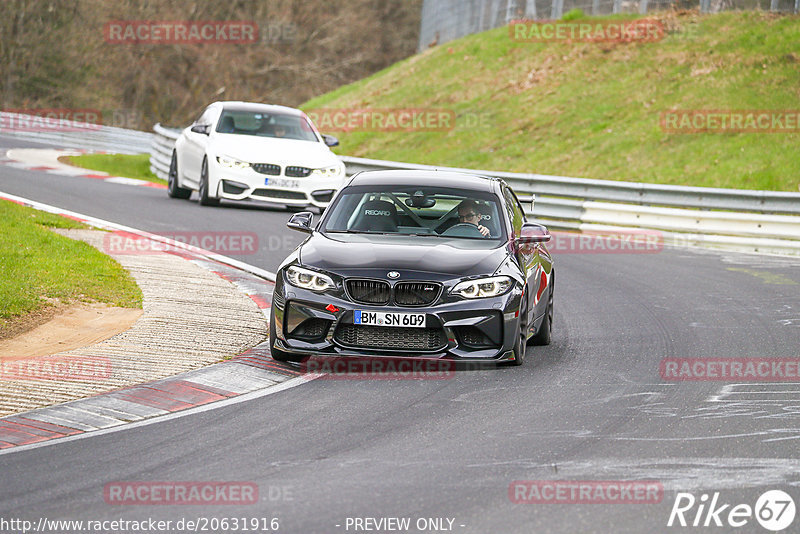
[{"xmin": 168, "ymin": 101, "xmax": 345, "ymax": 210}]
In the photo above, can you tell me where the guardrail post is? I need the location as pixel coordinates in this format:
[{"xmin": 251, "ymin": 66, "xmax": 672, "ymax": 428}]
[
  {"xmin": 551, "ymin": 0, "xmax": 564, "ymax": 20},
  {"xmin": 525, "ymin": 0, "xmax": 537, "ymax": 19}
]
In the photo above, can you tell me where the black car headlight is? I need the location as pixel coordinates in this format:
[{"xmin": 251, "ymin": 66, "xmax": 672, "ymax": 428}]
[
  {"xmin": 285, "ymin": 265, "xmax": 335, "ymax": 292},
  {"xmin": 451, "ymin": 276, "xmax": 513, "ymax": 299}
]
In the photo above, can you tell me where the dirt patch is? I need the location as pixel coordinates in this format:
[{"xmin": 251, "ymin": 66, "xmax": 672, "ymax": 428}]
[{"xmin": 0, "ymin": 303, "xmax": 142, "ymax": 360}]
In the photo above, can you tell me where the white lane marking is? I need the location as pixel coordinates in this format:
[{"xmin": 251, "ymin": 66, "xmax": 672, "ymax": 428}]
[{"xmin": 0, "ymin": 373, "xmax": 322, "ymax": 456}]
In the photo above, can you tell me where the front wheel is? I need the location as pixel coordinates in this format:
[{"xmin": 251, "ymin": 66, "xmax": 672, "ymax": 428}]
[
  {"xmin": 509, "ymin": 293, "xmax": 528, "ymax": 366},
  {"xmin": 198, "ymin": 157, "xmax": 220, "ymax": 207},
  {"xmin": 167, "ymin": 151, "xmax": 192, "ymax": 199}
]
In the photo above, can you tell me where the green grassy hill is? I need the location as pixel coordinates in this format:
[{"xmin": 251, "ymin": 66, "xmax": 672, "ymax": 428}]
[{"xmin": 303, "ymin": 10, "xmax": 800, "ymax": 192}]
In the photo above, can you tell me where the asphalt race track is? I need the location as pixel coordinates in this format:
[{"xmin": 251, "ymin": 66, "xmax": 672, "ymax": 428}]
[{"xmin": 2, "ymin": 135, "xmax": 800, "ymax": 533}]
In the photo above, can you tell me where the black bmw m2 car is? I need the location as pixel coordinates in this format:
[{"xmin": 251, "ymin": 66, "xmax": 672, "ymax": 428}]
[{"xmin": 269, "ymin": 170, "xmax": 554, "ymax": 366}]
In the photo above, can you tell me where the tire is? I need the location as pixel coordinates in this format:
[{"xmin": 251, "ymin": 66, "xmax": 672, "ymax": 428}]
[
  {"xmin": 198, "ymin": 157, "xmax": 220, "ymax": 207},
  {"xmin": 509, "ymin": 292, "xmax": 528, "ymax": 366},
  {"xmin": 269, "ymin": 313, "xmax": 302, "ymax": 363},
  {"xmin": 167, "ymin": 151, "xmax": 191, "ymax": 199},
  {"xmin": 530, "ymin": 273, "xmax": 553, "ymax": 346}
]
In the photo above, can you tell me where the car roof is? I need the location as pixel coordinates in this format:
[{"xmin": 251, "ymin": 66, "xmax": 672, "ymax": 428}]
[
  {"xmin": 213, "ymin": 101, "xmax": 304, "ymax": 116},
  {"xmin": 347, "ymin": 170, "xmax": 501, "ymax": 193}
]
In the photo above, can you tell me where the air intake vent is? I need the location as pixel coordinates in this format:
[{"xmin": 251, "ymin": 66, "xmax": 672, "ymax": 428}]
[{"xmin": 334, "ymin": 325, "xmax": 446, "ymax": 351}]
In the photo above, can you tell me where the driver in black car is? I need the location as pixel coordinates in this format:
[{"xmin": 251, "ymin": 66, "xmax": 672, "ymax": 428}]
[{"xmin": 457, "ymin": 199, "xmax": 490, "ymax": 237}]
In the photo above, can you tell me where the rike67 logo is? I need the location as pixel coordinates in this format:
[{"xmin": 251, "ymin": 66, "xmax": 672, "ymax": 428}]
[{"xmin": 667, "ymin": 490, "xmax": 795, "ymax": 531}]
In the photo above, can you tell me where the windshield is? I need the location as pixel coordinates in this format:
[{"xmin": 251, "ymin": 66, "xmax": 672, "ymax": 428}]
[
  {"xmin": 321, "ymin": 185, "xmax": 506, "ymax": 240},
  {"xmin": 215, "ymin": 109, "xmax": 319, "ymax": 142}
]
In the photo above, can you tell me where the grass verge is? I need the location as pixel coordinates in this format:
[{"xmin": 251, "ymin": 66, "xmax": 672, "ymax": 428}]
[
  {"xmin": 0, "ymin": 200, "xmax": 143, "ymax": 337},
  {"xmin": 303, "ymin": 10, "xmax": 800, "ymax": 192},
  {"xmin": 66, "ymin": 153, "xmax": 166, "ymax": 185}
]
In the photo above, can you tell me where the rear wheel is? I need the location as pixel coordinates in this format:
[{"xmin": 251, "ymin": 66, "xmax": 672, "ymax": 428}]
[
  {"xmin": 167, "ymin": 151, "xmax": 191, "ymax": 199},
  {"xmin": 198, "ymin": 157, "xmax": 220, "ymax": 206},
  {"xmin": 530, "ymin": 274, "xmax": 553, "ymax": 346}
]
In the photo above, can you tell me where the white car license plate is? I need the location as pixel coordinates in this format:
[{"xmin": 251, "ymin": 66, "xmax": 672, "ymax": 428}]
[
  {"xmin": 265, "ymin": 178, "xmax": 299, "ymax": 188},
  {"xmin": 354, "ymin": 311, "xmax": 425, "ymax": 328}
]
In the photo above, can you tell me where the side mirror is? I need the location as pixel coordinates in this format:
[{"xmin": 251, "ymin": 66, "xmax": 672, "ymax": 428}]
[
  {"xmin": 191, "ymin": 124, "xmax": 210, "ymax": 135},
  {"xmin": 516, "ymin": 222, "xmax": 550, "ymax": 244},
  {"xmin": 287, "ymin": 211, "xmax": 314, "ymax": 233},
  {"xmin": 322, "ymin": 134, "xmax": 339, "ymax": 147}
]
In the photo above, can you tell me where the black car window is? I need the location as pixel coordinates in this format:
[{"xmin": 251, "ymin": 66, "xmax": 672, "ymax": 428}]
[
  {"xmin": 322, "ymin": 185, "xmax": 506, "ymax": 241},
  {"xmin": 503, "ymin": 187, "xmax": 524, "ymax": 238}
]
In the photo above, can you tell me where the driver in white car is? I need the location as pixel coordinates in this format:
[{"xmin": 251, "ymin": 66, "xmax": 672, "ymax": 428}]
[{"xmin": 457, "ymin": 199, "xmax": 490, "ymax": 237}]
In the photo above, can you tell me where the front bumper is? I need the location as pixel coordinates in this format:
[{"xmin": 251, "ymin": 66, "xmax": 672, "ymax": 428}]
[
  {"xmin": 271, "ymin": 278, "xmax": 523, "ymax": 362},
  {"xmin": 209, "ymin": 160, "xmax": 345, "ymax": 208}
]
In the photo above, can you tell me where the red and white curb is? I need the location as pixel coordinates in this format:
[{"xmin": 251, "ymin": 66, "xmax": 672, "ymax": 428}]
[
  {"xmin": 0, "ymin": 191, "xmax": 316, "ymax": 453},
  {"xmin": 0, "ymin": 148, "xmax": 166, "ymax": 189}
]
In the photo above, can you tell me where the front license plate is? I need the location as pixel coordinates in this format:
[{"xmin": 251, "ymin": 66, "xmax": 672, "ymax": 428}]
[
  {"xmin": 354, "ymin": 311, "xmax": 425, "ymax": 328},
  {"xmin": 264, "ymin": 178, "xmax": 299, "ymax": 188}
]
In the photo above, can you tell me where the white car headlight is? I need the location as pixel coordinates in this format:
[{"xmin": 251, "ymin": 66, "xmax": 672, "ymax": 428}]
[
  {"xmin": 216, "ymin": 155, "xmax": 251, "ymax": 169},
  {"xmin": 286, "ymin": 266, "xmax": 335, "ymax": 292},
  {"xmin": 451, "ymin": 276, "xmax": 513, "ymax": 299},
  {"xmin": 311, "ymin": 164, "xmax": 344, "ymax": 177}
]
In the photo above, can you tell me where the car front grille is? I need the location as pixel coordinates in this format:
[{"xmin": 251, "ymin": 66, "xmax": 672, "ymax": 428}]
[
  {"xmin": 334, "ymin": 325, "xmax": 447, "ymax": 351},
  {"xmin": 285, "ymin": 166, "xmax": 312, "ymax": 178},
  {"xmin": 251, "ymin": 189, "xmax": 307, "ymax": 200},
  {"xmin": 346, "ymin": 279, "xmax": 442, "ymax": 306},
  {"xmin": 253, "ymin": 163, "xmax": 281, "ymax": 175},
  {"xmin": 394, "ymin": 282, "xmax": 441, "ymax": 306},
  {"xmin": 346, "ymin": 279, "xmax": 391, "ymax": 305}
]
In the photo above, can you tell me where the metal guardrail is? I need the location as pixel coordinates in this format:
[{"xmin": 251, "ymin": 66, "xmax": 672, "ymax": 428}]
[
  {"xmin": 341, "ymin": 155, "xmax": 800, "ymax": 216},
  {"xmin": 149, "ymin": 123, "xmax": 800, "ymax": 255},
  {"xmin": 0, "ymin": 112, "xmax": 152, "ymax": 154},
  {"xmin": 151, "ymin": 123, "xmax": 180, "ymax": 179}
]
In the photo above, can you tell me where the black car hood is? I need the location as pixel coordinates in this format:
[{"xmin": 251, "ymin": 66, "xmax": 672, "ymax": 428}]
[{"xmin": 299, "ymin": 232, "xmax": 508, "ymax": 278}]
